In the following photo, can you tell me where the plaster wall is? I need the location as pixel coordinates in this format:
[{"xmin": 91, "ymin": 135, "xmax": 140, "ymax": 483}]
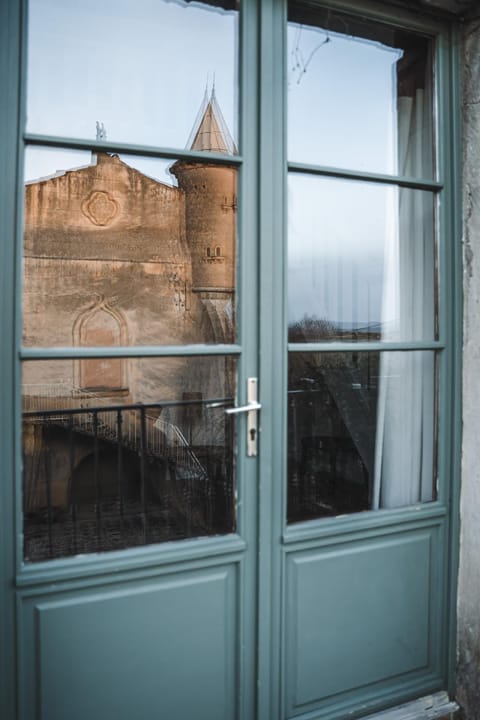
[{"xmin": 458, "ymin": 16, "xmax": 480, "ymax": 719}]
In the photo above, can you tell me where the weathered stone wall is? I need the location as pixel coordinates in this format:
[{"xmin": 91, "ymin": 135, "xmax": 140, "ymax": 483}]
[
  {"xmin": 458, "ymin": 16, "xmax": 480, "ymax": 719},
  {"xmin": 23, "ymin": 153, "xmax": 204, "ymax": 352},
  {"xmin": 172, "ymin": 162, "xmax": 237, "ymax": 293}
]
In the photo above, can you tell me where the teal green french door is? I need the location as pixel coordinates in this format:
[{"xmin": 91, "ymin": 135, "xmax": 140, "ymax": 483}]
[
  {"xmin": 256, "ymin": 3, "xmax": 460, "ymax": 719},
  {"xmin": 0, "ymin": 1, "xmax": 461, "ymax": 719}
]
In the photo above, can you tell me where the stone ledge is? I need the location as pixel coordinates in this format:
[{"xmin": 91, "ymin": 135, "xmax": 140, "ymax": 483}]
[{"xmin": 360, "ymin": 693, "xmax": 460, "ymax": 720}]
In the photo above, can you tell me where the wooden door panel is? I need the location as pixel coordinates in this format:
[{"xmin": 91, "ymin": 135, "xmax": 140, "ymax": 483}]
[
  {"xmin": 284, "ymin": 523, "xmax": 444, "ymax": 718},
  {"xmin": 19, "ymin": 563, "xmax": 238, "ymax": 720}
]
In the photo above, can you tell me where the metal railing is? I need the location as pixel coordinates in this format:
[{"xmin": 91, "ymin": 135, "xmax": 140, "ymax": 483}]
[
  {"xmin": 22, "ymin": 385, "xmax": 235, "ymax": 561},
  {"xmin": 23, "ymin": 384, "xmax": 208, "ymax": 479}
]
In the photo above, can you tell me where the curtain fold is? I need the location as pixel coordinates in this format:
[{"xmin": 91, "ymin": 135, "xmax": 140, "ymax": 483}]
[{"xmin": 373, "ymin": 51, "xmax": 435, "ymax": 509}]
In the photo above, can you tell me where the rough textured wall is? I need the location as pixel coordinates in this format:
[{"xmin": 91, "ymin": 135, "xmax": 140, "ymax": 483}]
[
  {"xmin": 172, "ymin": 162, "xmax": 237, "ymax": 292},
  {"xmin": 458, "ymin": 16, "xmax": 480, "ymax": 719},
  {"xmin": 23, "ymin": 153, "xmax": 198, "ymax": 350}
]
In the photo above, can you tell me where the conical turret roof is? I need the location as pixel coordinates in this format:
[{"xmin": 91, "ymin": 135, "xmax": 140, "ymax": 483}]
[{"xmin": 187, "ymin": 87, "xmax": 236, "ymax": 155}]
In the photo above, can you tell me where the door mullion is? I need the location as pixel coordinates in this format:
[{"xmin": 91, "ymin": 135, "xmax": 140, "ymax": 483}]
[
  {"xmin": 257, "ymin": 1, "xmax": 288, "ymax": 719},
  {"xmin": 237, "ymin": 1, "xmax": 261, "ymax": 719}
]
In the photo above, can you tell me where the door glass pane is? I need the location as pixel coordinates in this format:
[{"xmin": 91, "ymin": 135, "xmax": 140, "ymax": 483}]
[
  {"xmin": 23, "ymin": 356, "xmax": 236, "ymax": 562},
  {"xmin": 288, "ymin": 2, "xmax": 434, "ymax": 177},
  {"xmin": 27, "ymin": 0, "xmax": 239, "ymax": 151},
  {"xmin": 23, "ymin": 148, "xmax": 238, "ymax": 346},
  {"xmin": 288, "ymin": 175, "xmax": 436, "ymax": 343},
  {"xmin": 288, "ymin": 351, "xmax": 436, "ymax": 523}
]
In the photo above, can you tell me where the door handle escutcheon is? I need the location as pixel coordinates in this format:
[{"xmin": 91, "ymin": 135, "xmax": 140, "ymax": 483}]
[{"xmin": 225, "ymin": 378, "xmax": 260, "ymax": 456}]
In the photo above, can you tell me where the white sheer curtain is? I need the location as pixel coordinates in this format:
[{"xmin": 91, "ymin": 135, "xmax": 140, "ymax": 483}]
[{"xmin": 372, "ymin": 53, "xmax": 435, "ymax": 509}]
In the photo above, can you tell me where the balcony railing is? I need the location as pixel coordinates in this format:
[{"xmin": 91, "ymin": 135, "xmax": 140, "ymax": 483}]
[{"xmin": 22, "ymin": 386, "xmax": 235, "ymax": 561}]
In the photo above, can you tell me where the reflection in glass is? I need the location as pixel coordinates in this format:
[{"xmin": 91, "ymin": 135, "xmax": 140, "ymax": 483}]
[
  {"xmin": 27, "ymin": 0, "xmax": 239, "ymax": 150},
  {"xmin": 288, "ymin": 351, "xmax": 436, "ymax": 523},
  {"xmin": 23, "ymin": 148, "xmax": 238, "ymax": 347},
  {"xmin": 22, "ymin": 356, "xmax": 236, "ymax": 562},
  {"xmin": 288, "ymin": 175, "xmax": 436, "ymax": 343},
  {"xmin": 288, "ymin": 2, "xmax": 433, "ymax": 176}
]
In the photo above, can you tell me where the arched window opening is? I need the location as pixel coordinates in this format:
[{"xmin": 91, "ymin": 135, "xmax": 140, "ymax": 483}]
[{"xmin": 75, "ymin": 304, "xmax": 128, "ymax": 393}]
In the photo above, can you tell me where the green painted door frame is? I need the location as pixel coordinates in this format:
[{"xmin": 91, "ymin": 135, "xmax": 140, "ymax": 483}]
[
  {"xmin": 0, "ymin": 1, "xmax": 463, "ymax": 719},
  {"xmin": 0, "ymin": 1, "xmax": 22, "ymax": 717}
]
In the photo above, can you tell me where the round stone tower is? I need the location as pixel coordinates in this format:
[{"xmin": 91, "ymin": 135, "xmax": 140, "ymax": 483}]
[
  {"xmin": 172, "ymin": 161, "xmax": 237, "ymax": 294},
  {"xmin": 171, "ymin": 88, "xmax": 237, "ymax": 342}
]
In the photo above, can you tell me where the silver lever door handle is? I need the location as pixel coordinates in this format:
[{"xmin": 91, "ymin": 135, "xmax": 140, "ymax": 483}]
[
  {"xmin": 225, "ymin": 378, "xmax": 260, "ymax": 456},
  {"xmin": 225, "ymin": 401, "xmax": 261, "ymax": 415}
]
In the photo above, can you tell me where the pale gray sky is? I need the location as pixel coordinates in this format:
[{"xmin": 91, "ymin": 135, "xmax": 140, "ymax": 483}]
[{"xmin": 26, "ymin": 0, "xmax": 237, "ymax": 180}]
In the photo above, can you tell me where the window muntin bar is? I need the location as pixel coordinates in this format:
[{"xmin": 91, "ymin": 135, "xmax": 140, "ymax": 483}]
[
  {"xmin": 26, "ymin": 0, "xmax": 239, "ymax": 152},
  {"xmin": 288, "ymin": 2, "xmax": 435, "ymax": 180},
  {"xmin": 20, "ymin": 345, "xmax": 242, "ymax": 360},
  {"xmin": 287, "ymin": 161, "xmax": 443, "ymax": 191},
  {"xmin": 24, "ymin": 135, "xmax": 243, "ymax": 166},
  {"xmin": 288, "ymin": 341, "xmax": 444, "ymax": 353}
]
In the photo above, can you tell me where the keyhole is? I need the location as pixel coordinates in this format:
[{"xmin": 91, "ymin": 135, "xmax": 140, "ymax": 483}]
[{"xmin": 249, "ymin": 427, "xmax": 256, "ymax": 442}]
